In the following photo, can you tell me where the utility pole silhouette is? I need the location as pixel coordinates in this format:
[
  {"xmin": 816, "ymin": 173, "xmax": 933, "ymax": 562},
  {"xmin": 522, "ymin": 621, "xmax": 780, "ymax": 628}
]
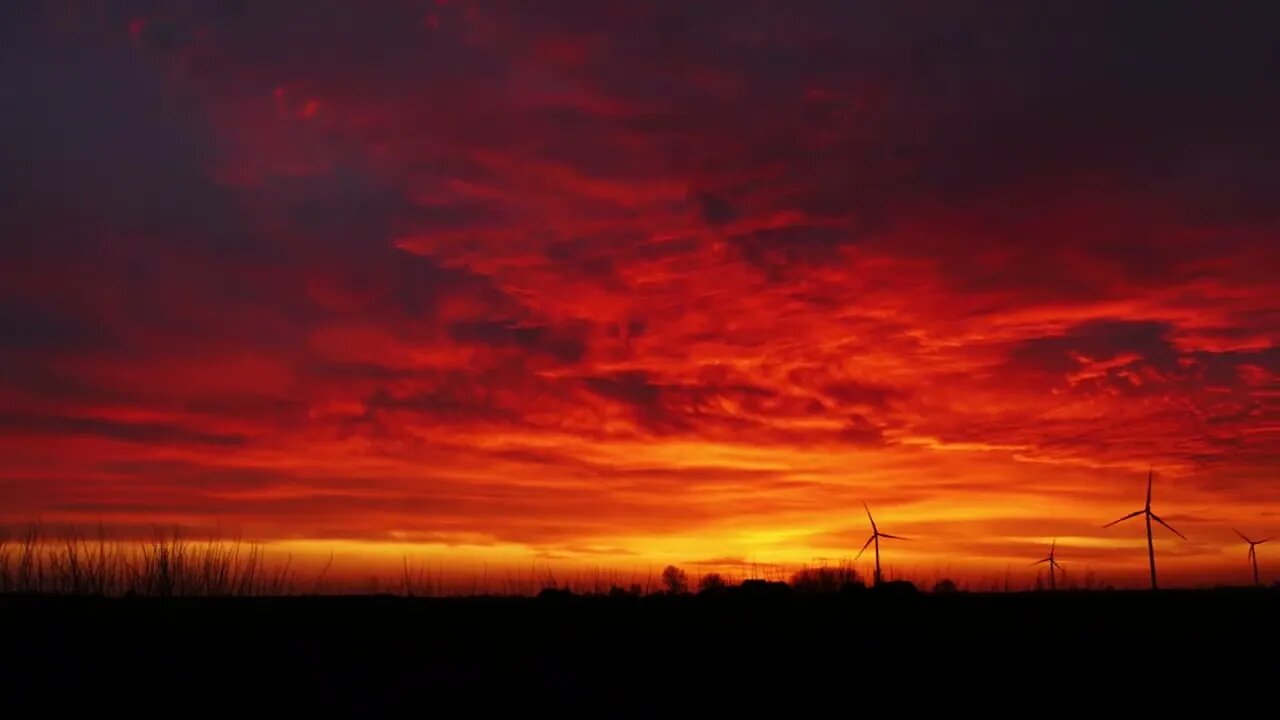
[
  {"xmin": 856, "ymin": 502, "xmax": 909, "ymax": 587},
  {"xmin": 1103, "ymin": 468, "xmax": 1185, "ymax": 591}
]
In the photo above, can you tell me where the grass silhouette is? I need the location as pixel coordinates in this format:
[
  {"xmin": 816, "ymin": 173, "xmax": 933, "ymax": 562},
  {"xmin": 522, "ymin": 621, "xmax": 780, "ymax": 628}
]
[
  {"xmin": 1, "ymin": 523, "xmax": 1272, "ymax": 598},
  {"xmin": 0, "ymin": 527, "xmax": 293, "ymax": 597}
]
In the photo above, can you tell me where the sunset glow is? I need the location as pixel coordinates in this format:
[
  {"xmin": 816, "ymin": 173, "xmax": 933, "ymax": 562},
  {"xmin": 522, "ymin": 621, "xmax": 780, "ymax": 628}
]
[{"xmin": 2, "ymin": 2, "xmax": 1277, "ymax": 589}]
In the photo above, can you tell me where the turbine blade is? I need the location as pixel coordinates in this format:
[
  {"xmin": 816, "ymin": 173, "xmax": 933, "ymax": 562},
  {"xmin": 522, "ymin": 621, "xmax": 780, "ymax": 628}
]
[
  {"xmin": 854, "ymin": 534, "xmax": 875, "ymax": 561},
  {"xmin": 877, "ymin": 533, "xmax": 911, "ymax": 541},
  {"xmin": 1149, "ymin": 513, "xmax": 1187, "ymax": 540},
  {"xmin": 1234, "ymin": 528, "xmax": 1253, "ymax": 544},
  {"xmin": 863, "ymin": 502, "xmax": 877, "ymax": 533},
  {"xmin": 1032, "ymin": 558, "xmax": 1049, "ymax": 565},
  {"xmin": 1050, "ymin": 538, "xmax": 1057, "ymax": 554},
  {"xmin": 1103, "ymin": 510, "xmax": 1144, "ymax": 528},
  {"xmin": 1258, "ymin": 539, "xmax": 1271, "ymax": 545},
  {"xmin": 1152, "ymin": 461, "xmax": 1162, "ymax": 507}
]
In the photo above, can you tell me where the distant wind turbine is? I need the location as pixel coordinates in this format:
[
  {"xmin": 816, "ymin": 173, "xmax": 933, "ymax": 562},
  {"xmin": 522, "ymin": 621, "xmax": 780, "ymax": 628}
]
[
  {"xmin": 1233, "ymin": 529, "xmax": 1270, "ymax": 587},
  {"xmin": 856, "ymin": 502, "xmax": 909, "ymax": 587},
  {"xmin": 1032, "ymin": 539, "xmax": 1065, "ymax": 591},
  {"xmin": 1103, "ymin": 468, "xmax": 1186, "ymax": 591}
]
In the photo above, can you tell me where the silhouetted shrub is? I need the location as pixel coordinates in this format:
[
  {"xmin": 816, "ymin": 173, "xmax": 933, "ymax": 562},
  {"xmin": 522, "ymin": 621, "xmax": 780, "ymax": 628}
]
[
  {"xmin": 840, "ymin": 580, "xmax": 868, "ymax": 597},
  {"xmin": 738, "ymin": 579, "xmax": 790, "ymax": 596},
  {"xmin": 661, "ymin": 565, "xmax": 688, "ymax": 594},
  {"xmin": 933, "ymin": 579, "xmax": 959, "ymax": 594},
  {"xmin": 608, "ymin": 585, "xmax": 637, "ymax": 599},
  {"xmin": 789, "ymin": 565, "xmax": 862, "ymax": 594},
  {"xmin": 697, "ymin": 573, "xmax": 727, "ymax": 594},
  {"xmin": 874, "ymin": 579, "xmax": 918, "ymax": 596}
]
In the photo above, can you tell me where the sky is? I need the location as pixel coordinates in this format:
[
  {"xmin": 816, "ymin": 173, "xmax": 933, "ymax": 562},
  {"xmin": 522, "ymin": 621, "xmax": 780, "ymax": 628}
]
[{"xmin": 1, "ymin": 1, "xmax": 1278, "ymax": 589}]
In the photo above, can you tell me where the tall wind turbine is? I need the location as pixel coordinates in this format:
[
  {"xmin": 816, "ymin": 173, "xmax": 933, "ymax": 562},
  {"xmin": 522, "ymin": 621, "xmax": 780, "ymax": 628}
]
[
  {"xmin": 856, "ymin": 503, "xmax": 909, "ymax": 587},
  {"xmin": 1032, "ymin": 539, "xmax": 1065, "ymax": 591},
  {"xmin": 1103, "ymin": 468, "xmax": 1186, "ymax": 590},
  {"xmin": 1233, "ymin": 529, "xmax": 1270, "ymax": 586}
]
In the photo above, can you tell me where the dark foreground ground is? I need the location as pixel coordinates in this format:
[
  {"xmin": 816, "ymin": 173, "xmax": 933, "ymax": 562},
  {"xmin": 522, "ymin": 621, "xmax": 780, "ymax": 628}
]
[{"xmin": 3, "ymin": 587, "xmax": 1277, "ymax": 714}]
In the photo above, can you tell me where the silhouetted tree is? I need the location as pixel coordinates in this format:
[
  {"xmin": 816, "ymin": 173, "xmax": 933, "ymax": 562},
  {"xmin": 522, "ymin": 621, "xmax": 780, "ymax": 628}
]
[
  {"xmin": 932, "ymin": 578, "xmax": 959, "ymax": 594},
  {"xmin": 536, "ymin": 587, "xmax": 574, "ymax": 602},
  {"xmin": 698, "ymin": 573, "xmax": 727, "ymax": 593},
  {"xmin": 875, "ymin": 579, "xmax": 918, "ymax": 596},
  {"xmin": 661, "ymin": 565, "xmax": 688, "ymax": 594},
  {"xmin": 789, "ymin": 565, "xmax": 861, "ymax": 593}
]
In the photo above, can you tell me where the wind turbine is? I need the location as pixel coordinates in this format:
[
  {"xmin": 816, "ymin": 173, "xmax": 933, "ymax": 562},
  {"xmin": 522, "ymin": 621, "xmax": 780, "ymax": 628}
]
[
  {"xmin": 1233, "ymin": 529, "xmax": 1270, "ymax": 587},
  {"xmin": 1032, "ymin": 539, "xmax": 1065, "ymax": 591},
  {"xmin": 856, "ymin": 502, "xmax": 909, "ymax": 587},
  {"xmin": 1103, "ymin": 468, "xmax": 1185, "ymax": 591}
]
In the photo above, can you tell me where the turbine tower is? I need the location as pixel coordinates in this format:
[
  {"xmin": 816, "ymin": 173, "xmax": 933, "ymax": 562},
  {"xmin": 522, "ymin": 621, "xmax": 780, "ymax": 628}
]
[
  {"xmin": 856, "ymin": 502, "xmax": 909, "ymax": 587},
  {"xmin": 1234, "ymin": 529, "xmax": 1270, "ymax": 587},
  {"xmin": 1103, "ymin": 468, "xmax": 1185, "ymax": 591},
  {"xmin": 1032, "ymin": 539, "xmax": 1065, "ymax": 591}
]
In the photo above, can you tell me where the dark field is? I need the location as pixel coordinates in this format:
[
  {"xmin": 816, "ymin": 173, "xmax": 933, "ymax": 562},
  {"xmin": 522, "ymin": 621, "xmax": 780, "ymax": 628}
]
[{"xmin": 3, "ymin": 588, "xmax": 1277, "ymax": 713}]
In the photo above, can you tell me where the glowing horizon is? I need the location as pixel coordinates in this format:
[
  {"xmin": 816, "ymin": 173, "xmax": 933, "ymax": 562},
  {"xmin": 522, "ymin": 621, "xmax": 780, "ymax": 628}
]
[{"xmin": 1, "ymin": 2, "xmax": 1277, "ymax": 590}]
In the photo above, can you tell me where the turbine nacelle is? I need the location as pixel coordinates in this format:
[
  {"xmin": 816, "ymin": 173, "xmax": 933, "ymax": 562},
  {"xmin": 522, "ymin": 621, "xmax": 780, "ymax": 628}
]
[
  {"xmin": 1235, "ymin": 529, "xmax": 1271, "ymax": 586},
  {"xmin": 857, "ymin": 503, "xmax": 910, "ymax": 586},
  {"xmin": 1234, "ymin": 528, "xmax": 1271, "ymax": 548},
  {"xmin": 1032, "ymin": 539, "xmax": 1065, "ymax": 589},
  {"xmin": 1102, "ymin": 468, "xmax": 1185, "ymax": 591}
]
